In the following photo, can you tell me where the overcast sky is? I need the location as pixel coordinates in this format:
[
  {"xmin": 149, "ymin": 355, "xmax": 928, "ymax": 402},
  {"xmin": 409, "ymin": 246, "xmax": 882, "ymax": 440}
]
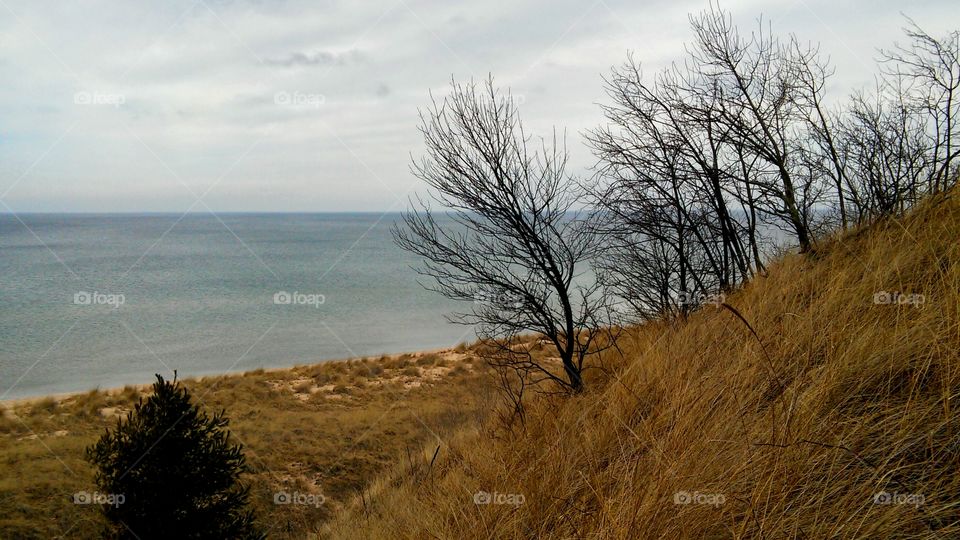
[{"xmin": 0, "ymin": 0, "xmax": 956, "ymax": 212}]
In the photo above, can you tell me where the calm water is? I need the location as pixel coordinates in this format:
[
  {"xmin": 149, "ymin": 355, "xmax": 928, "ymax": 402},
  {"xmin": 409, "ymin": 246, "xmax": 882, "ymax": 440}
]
[{"xmin": 0, "ymin": 213, "xmax": 471, "ymax": 399}]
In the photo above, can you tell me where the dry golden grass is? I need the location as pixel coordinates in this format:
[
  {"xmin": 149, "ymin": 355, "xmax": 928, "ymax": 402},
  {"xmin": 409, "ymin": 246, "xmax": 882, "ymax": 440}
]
[
  {"xmin": 326, "ymin": 191, "xmax": 960, "ymax": 539},
  {"xmin": 0, "ymin": 348, "xmax": 493, "ymax": 539}
]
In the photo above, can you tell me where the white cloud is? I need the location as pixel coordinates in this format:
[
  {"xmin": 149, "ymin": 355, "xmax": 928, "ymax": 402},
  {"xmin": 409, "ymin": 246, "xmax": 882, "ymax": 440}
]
[{"xmin": 0, "ymin": 0, "xmax": 956, "ymax": 211}]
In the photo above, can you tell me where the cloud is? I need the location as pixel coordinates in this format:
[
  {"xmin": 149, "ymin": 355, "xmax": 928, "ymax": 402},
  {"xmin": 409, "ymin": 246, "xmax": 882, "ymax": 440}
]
[
  {"xmin": 0, "ymin": 0, "xmax": 956, "ymax": 212},
  {"xmin": 264, "ymin": 49, "xmax": 366, "ymax": 68}
]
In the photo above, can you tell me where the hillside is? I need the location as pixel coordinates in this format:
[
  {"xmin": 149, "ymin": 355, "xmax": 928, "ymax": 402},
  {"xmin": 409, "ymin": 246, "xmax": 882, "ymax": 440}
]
[
  {"xmin": 327, "ymin": 191, "xmax": 960, "ymax": 539},
  {"xmin": 0, "ymin": 349, "xmax": 497, "ymax": 538}
]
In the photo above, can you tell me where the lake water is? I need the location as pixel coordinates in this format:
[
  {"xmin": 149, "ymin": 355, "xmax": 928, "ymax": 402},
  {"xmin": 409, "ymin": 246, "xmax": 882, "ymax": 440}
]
[{"xmin": 0, "ymin": 213, "xmax": 471, "ymax": 399}]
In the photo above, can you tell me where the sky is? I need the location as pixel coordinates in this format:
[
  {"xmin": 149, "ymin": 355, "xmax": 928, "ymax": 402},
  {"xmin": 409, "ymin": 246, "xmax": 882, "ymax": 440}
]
[{"xmin": 0, "ymin": 0, "xmax": 956, "ymax": 212}]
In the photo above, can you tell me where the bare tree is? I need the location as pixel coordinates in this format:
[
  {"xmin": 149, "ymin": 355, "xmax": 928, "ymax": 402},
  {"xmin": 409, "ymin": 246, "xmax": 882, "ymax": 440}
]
[
  {"xmin": 689, "ymin": 6, "xmax": 823, "ymax": 252},
  {"xmin": 589, "ymin": 6, "xmax": 879, "ymax": 319},
  {"xmin": 835, "ymin": 22, "xmax": 959, "ymax": 220},
  {"xmin": 588, "ymin": 57, "xmax": 737, "ymax": 319},
  {"xmin": 881, "ymin": 20, "xmax": 960, "ymax": 192},
  {"xmin": 840, "ymin": 82, "xmax": 930, "ymax": 217},
  {"xmin": 790, "ymin": 38, "xmax": 852, "ymax": 229},
  {"xmin": 590, "ymin": 8, "xmax": 956, "ymax": 324},
  {"xmin": 393, "ymin": 78, "xmax": 612, "ymax": 394}
]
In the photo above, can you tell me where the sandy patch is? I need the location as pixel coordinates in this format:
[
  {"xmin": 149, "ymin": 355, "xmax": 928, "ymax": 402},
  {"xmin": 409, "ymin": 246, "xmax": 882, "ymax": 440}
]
[
  {"xmin": 2, "ymin": 342, "xmax": 489, "ymax": 411},
  {"xmin": 99, "ymin": 406, "xmax": 130, "ymax": 419}
]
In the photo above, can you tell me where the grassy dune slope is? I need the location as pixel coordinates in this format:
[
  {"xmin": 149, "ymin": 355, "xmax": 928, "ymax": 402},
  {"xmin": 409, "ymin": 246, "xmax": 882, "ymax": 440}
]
[
  {"xmin": 328, "ymin": 191, "xmax": 960, "ymax": 539},
  {"xmin": 0, "ymin": 349, "xmax": 496, "ymax": 539}
]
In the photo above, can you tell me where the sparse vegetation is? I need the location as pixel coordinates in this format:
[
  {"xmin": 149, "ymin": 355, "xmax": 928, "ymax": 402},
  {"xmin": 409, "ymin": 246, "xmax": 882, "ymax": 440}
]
[
  {"xmin": 326, "ymin": 185, "xmax": 960, "ymax": 539},
  {"xmin": 0, "ymin": 349, "xmax": 489, "ymax": 539}
]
